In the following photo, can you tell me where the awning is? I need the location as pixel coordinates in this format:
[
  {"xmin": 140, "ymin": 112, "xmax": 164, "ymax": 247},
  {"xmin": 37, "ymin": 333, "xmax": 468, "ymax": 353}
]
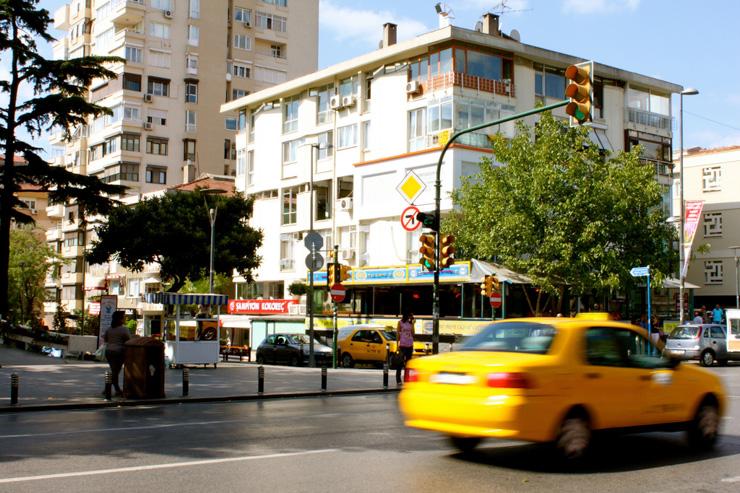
[
  {"xmin": 470, "ymin": 259, "xmax": 532, "ymax": 284},
  {"xmin": 145, "ymin": 292, "xmax": 229, "ymax": 306},
  {"xmin": 662, "ymin": 278, "xmax": 701, "ymax": 289},
  {"xmin": 143, "ymin": 277, "xmax": 161, "ymax": 284}
]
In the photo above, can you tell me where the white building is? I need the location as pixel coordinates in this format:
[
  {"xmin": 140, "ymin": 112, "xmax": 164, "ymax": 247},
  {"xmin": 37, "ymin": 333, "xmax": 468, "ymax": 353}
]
[{"xmin": 222, "ymin": 15, "xmax": 682, "ymax": 319}]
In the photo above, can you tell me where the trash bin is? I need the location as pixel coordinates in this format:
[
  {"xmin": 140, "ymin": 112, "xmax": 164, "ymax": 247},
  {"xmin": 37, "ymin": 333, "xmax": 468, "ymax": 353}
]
[{"xmin": 124, "ymin": 337, "xmax": 165, "ymax": 399}]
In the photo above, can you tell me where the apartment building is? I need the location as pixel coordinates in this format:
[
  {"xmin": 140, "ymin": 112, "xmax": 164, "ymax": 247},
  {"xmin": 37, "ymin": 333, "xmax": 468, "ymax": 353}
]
[
  {"xmin": 677, "ymin": 146, "xmax": 740, "ymax": 308},
  {"xmin": 222, "ymin": 14, "xmax": 682, "ymax": 321},
  {"xmin": 44, "ymin": 0, "xmax": 318, "ymax": 325}
]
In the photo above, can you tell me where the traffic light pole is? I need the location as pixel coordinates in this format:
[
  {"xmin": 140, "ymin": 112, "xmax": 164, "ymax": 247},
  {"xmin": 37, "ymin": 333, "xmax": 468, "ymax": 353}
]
[
  {"xmin": 432, "ymin": 99, "xmax": 569, "ymax": 354},
  {"xmin": 333, "ymin": 244, "xmax": 339, "ymax": 369}
]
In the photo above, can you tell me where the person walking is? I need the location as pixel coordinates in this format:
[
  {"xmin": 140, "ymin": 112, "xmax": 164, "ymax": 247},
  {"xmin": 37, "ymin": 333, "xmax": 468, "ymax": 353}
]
[
  {"xmin": 103, "ymin": 310, "xmax": 131, "ymax": 397},
  {"xmin": 396, "ymin": 311, "xmax": 415, "ymax": 385}
]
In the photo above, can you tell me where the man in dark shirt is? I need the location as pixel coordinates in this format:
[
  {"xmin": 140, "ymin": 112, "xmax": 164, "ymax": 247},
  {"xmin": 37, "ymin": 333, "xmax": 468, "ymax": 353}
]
[{"xmin": 103, "ymin": 311, "xmax": 131, "ymax": 396}]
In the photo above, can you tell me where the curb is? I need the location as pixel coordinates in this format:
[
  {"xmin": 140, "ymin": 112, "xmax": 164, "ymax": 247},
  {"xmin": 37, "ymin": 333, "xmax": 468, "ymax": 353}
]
[{"xmin": 0, "ymin": 387, "xmax": 400, "ymax": 413}]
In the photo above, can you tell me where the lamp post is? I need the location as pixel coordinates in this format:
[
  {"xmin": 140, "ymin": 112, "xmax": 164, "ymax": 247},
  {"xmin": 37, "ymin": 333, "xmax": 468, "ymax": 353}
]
[
  {"xmin": 731, "ymin": 245, "xmax": 740, "ymax": 309},
  {"xmin": 202, "ymin": 189, "xmax": 226, "ymax": 293},
  {"xmin": 678, "ymin": 87, "xmax": 699, "ymax": 323}
]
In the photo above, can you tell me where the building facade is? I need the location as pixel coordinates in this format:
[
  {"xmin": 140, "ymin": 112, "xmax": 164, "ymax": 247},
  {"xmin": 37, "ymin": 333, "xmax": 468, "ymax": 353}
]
[
  {"xmin": 44, "ymin": 0, "xmax": 319, "ymax": 325},
  {"xmin": 222, "ymin": 15, "xmax": 682, "ymax": 321}
]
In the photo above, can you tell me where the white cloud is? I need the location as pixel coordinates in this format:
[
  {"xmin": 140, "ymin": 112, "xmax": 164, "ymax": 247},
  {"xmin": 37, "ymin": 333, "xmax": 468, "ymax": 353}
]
[
  {"xmin": 562, "ymin": 0, "xmax": 640, "ymax": 14},
  {"xmin": 690, "ymin": 129, "xmax": 740, "ymax": 150},
  {"xmin": 320, "ymin": 0, "xmax": 430, "ymax": 48}
]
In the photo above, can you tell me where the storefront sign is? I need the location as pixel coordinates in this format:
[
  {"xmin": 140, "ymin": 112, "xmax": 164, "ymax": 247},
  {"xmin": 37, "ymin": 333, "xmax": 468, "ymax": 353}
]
[
  {"xmin": 228, "ymin": 299, "xmax": 296, "ymax": 315},
  {"xmin": 309, "ymin": 261, "xmax": 472, "ymax": 285}
]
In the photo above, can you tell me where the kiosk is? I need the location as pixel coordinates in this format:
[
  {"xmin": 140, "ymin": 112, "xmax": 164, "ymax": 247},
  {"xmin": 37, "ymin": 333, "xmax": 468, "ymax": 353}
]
[{"xmin": 145, "ymin": 292, "xmax": 228, "ymax": 368}]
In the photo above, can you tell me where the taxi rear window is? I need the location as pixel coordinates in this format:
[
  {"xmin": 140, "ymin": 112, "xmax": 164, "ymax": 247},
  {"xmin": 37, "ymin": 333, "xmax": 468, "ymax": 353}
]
[{"xmin": 462, "ymin": 322, "xmax": 556, "ymax": 354}]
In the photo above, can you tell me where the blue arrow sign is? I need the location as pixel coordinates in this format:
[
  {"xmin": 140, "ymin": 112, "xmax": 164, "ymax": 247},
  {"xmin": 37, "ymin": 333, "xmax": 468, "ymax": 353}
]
[{"xmin": 630, "ymin": 266, "xmax": 650, "ymax": 277}]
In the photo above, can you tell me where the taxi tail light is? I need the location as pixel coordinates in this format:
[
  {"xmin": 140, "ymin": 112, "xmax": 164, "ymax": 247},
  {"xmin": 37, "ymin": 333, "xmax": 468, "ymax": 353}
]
[
  {"xmin": 486, "ymin": 372, "xmax": 532, "ymax": 389},
  {"xmin": 405, "ymin": 368, "xmax": 419, "ymax": 383}
]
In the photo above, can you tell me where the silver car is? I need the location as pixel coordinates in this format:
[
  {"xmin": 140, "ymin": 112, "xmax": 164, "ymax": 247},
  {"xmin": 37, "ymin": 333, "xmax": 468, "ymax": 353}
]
[{"xmin": 664, "ymin": 323, "xmax": 738, "ymax": 366}]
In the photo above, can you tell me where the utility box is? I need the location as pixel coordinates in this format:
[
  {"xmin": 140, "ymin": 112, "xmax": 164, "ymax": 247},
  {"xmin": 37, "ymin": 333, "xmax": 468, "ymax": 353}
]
[{"xmin": 124, "ymin": 337, "xmax": 165, "ymax": 399}]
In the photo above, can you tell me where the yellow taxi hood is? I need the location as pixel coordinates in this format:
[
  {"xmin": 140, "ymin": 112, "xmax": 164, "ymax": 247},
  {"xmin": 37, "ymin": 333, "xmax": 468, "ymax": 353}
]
[{"xmin": 408, "ymin": 350, "xmax": 555, "ymax": 371}]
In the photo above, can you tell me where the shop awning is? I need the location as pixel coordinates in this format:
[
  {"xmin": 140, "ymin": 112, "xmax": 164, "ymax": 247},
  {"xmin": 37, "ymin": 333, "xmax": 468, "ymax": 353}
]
[
  {"xmin": 470, "ymin": 259, "xmax": 532, "ymax": 284},
  {"xmin": 145, "ymin": 292, "xmax": 229, "ymax": 306},
  {"xmin": 662, "ymin": 278, "xmax": 701, "ymax": 289}
]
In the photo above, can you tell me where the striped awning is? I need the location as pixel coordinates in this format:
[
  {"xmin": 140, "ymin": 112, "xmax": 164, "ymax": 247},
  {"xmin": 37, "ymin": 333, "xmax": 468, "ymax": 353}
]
[{"xmin": 145, "ymin": 292, "xmax": 229, "ymax": 306}]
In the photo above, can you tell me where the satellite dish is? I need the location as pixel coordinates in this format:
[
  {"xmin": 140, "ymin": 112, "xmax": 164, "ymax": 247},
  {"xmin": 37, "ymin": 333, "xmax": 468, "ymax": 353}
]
[
  {"xmin": 510, "ymin": 29, "xmax": 521, "ymax": 41},
  {"xmin": 475, "ymin": 21, "xmax": 483, "ymax": 32}
]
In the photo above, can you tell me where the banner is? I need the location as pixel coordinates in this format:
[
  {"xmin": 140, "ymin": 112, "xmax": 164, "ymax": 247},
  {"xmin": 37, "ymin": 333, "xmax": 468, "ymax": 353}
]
[
  {"xmin": 228, "ymin": 299, "xmax": 296, "ymax": 315},
  {"xmin": 98, "ymin": 295, "xmax": 118, "ymax": 347},
  {"xmin": 682, "ymin": 200, "xmax": 704, "ymax": 279}
]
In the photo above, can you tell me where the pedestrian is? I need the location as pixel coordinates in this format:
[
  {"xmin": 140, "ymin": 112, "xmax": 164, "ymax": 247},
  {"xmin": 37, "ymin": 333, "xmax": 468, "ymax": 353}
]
[
  {"xmin": 396, "ymin": 310, "xmax": 415, "ymax": 385},
  {"xmin": 712, "ymin": 304, "xmax": 723, "ymax": 324},
  {"xmin": 103, "ymin": 310, "xmax": 131, "ymax": 397},
  {"xmin": 692, "ymin": 310, "xmax": 704, "ymax": 325}
]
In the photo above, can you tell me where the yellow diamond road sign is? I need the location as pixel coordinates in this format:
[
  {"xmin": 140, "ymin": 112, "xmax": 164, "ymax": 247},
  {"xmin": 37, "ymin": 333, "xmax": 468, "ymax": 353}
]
[{"xmin": 397, "ymin": 170, "xmax": 426, "ymax": 204}]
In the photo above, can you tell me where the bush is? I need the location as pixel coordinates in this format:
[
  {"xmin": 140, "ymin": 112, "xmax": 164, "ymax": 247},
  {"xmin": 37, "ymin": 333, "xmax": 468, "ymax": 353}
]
[{"xmin": 288, "ymin": 281, "xmax": 307, "ymax": 296}]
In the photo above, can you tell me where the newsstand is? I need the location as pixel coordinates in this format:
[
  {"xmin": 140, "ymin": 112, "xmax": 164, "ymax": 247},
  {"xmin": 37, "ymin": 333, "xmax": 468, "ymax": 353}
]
[{"xmin": 124, "ymin": 337, "xmax": 165, "ymax": 399}]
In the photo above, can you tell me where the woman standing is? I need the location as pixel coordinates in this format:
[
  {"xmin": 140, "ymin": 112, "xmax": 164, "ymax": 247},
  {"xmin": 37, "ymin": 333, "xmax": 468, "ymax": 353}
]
[
  {"xmin": 396, "ymin": 311, "xmax": 415, "ymax": 385},
  {"xmin": 103, "ymin": 310, "xmax": 131, "ymax": 397}
]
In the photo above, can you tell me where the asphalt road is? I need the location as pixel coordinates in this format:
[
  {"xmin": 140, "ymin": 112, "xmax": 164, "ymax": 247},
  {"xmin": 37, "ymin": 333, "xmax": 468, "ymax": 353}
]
[{"xmin": 1, "ymin": 366, "xmax": 739, "ymax": 493}]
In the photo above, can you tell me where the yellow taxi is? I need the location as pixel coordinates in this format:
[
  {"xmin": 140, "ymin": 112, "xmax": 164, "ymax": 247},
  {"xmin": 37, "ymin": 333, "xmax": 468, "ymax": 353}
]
[
  {"xmin": 398, "ymin": 317, "xmax": 726, "ymax": 459},
  {"xmin": 338, "ymin": 325, "xmax": 431, "ymax": 368}
]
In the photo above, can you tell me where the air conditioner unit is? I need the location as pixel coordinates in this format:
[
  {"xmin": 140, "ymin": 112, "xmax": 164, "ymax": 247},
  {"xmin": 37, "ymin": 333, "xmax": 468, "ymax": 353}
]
[
  {"xmin": 336, "ymin": 197, "xmax": 353, "ymax": 212},
  {"xmin": 243, "ymin": 21, "xmax": 251, "ymax": 28},
  {"xmin": 143, "ymin": 93, "xmax": 153, "ymax": 102},
  {"xmin": 30, "ymin": 209, "xmax": 38, "ymax": 215},
  {"xmin": 163, "ymin": 10, "xmax": 173, "ymax": 18},
  {"xmin": 142, "ymin": 122, "xmax": 153, "ymax": 130},
  {"xmin": 329, "ymin": 95, "xmax": 342, "ymax": 110},
  {"xmin": 341, "ymin": 95, "xmax": 356, "ymax": 107},
  {"xmin": 406, "ymin": 80, "xmax": 421, "ymax": 94},
  {"xmin": 340, "ymin": 249, "xmax": 354, "ymax": 261}
]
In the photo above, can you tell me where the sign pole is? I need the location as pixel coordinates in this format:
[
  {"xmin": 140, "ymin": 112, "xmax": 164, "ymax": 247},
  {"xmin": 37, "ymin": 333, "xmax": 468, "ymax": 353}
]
[
  {"xmin": 333, "ymin": 244, "xmax": 339, "ymax": 369},
  {"xmin": 647, "ymin": 266, "xmax": 652, "ymax": 353}
]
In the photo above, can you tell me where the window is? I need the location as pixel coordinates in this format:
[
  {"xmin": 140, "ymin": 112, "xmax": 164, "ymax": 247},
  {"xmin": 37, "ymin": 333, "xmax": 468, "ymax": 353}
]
[
  {"xmin": 534, "ymin": 64, "xmax": 565, "ymax": 100},
  {"xmin": 337, "ymin": 124, "xmax": 357, "ymax": 149},
  {"xmin": 185, "ymin": 82, "xmax": 198, "ymax": 103},
  {"xmin": 232, "ymin": 63, "xmax": 250, "ymax": 79},
  {"xmin": 253, "ymin": 66, "xmax": 286, "ymax": 84},
  {"xmin": 283, "ymin": 96, "xmax": 299, "ymax": 133},
  {"xmin": 315, "ymin": 182, "xmax": 331, "ymax": 220},
  {"xmin": 127, "ymin": 278, "xmax": 140, "ymax": 298},
  {"xmin": 236, "ymin": 149, "xmax": 246, "ymax": 176},
  {"xmin": 702, "ymin": 166, "xmax": 721, "ymax": 191},
  {"xmin": 225, "ymin": 117, "xmax": 238, "ymax": 131},
  {"xmin": 282, "ymin": 188, "xmax": 298, "ymax": 225},
  {"xmin": 188, "ymin": 25, "xmax": 199, "ymax": 46},
  {"xmin": 100, "ymin": 162, "xmax": 139, "ymax": 183},
  {"xmin": 408, "ymin": 108, "xmax": 426, "ymax": 151},
  {"xmin": 149, "ymin": 22, "xmax": 170, "ymax": 39},
  {"xmin": 262, "ymin": 0, "xmax": 287, "ymax": 6},
  {"xmin": 147, "ymin": 77, "xmax": 170, "ymax": 97},
  {"xmin": 317, "ymin": 131, "xmax": 333, "ymax": 160},
  {"xmin": 145, "ymin": 165, "xmax": 167, "ymax": 184},
  {"xmin": 704, "ymin": 260, "xmax": 723, "ymax": 285},
  {"xmin": 311, "ymin": 84, "xmax": 333, "ymax": 124},
  {"xmin": 703, "ymin": 212, "xmax": 722, "ymax": 237},
  {"xmin": 185, "ymin": 110, "xmax": 197, "ymax": 132},
  {"xmin": 234, "ymin": 34, "xmax": 251, "ymax": 50},
  {"xmin": 255, "ymin": 11, "xmax": 287, "ymax": 32},
  {"xmin": 282, "ymin": 138, "xmax": 302, "ymax": 164},
  {"xmin": 362, "ymin": 121, "xmax": 371, "ymax": 151},
  {"xmin": 124, "ymin": 106, "xmax": 141, "ymax": 121},
  {"xmin": 232, "ymin": 88, "xmax": 248, "ymax": 100},
  {"xmin": 280, "ymin": 233, "xmax": 294, "ymax": 270},
  {"xmin": 224, "ymin": 139, "xmax": 237, "ymax": 159},
  {"xmin": 186, "ymin": 54, "xmax": 198, "ymax": 74},
  {"xmin": 271, "ymin": 44, "xmax": 283, "ymax": 58},
  {"xmin": 125, "ymin": 46, "xmax": 143, "ymax": 64},
  {"xmin": 189, "ymin": 0, "xmax": 200, "ymax": 18},
  {"xmin": 146, "ymin": 137, "xmax": 168, "ymax": 155},
  {"xmin": 149, "ymin": 50, "xmax": 171, "ymax": 68},
  {"xmin": 339, "ymin": 77, "xmax": 357, "ymax": 98},
  {"xmin": 152, "ymin": 0, "xmax": 173, "ymax": 10},
  {"xmin": 183, "ymin": 139, "xmax": 196, "ymax": 161},
  {"xmin": 247, "ymin": 150, "xmax": 254, "ymax": 185},
  {"xmin": 121, "ymin": 134, "xmax": 140, "ymax": 152},
  {"xmin": 123, "ymin": 73, "xmax": 142, "ymax": 92},
  {"xmin": 585, "ymin": 327, "xmax": 667, "ymax": 369},
  {"xmin": 409, "ymin": 56, "xmax": 429, "ymax": 81},
  {"xmin": 234, "ymin": 7, "xmax": 251, "ymax": 23},
  {"xmin": 146, "ymin": 109, "xmax": 167, "ymax": 126},
  {"xmin": 428, "ymin": 98, "xmax": 453, "ymax": 133}
]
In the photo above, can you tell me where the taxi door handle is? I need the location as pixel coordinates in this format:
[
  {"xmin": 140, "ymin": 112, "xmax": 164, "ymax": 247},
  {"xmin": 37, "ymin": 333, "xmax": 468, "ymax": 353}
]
[
  {"xmin": 638, "ymin": 374, "xmax": 652, "ymax": 381},
  {"xmin": 585, "ymin": 372, "xmax": 601, "ymax": 379}
]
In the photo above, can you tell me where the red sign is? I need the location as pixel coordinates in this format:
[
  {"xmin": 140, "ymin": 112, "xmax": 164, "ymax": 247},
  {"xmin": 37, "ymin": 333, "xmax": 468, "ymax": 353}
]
[
  {"xmin": 490, "ymin": 294, "xmax": 502, "ymax": 308},
  {"xmin": 400, "ymin": 205, "xmax": 421, "ymax": 232},
  {"xmin": 330, "ymin": 283, "xmax": 346, "ymax": 302},
  {"xmin": 228, "ymin": 299, "xmax": 296, "ymax": 315}
]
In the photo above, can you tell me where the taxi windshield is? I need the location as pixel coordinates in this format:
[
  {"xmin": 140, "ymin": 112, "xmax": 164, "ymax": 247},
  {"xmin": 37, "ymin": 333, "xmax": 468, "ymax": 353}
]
[
  {"xmin": 462, "ymin": 321, "xmax": 556, "ymax": 354},
  {"xmin": 669, "ymin": 326, "xmax": 701, "ymax": 340}
]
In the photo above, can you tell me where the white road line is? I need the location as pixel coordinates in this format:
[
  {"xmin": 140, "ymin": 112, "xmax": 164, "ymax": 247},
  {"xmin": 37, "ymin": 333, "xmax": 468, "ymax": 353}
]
[
  {"xmin": 0, "ymin": 449, "xmax": 337, "ymax": 484},
  {"xmin": 721, "ymin": 476, "xmax": 740, "ymax": 483}
]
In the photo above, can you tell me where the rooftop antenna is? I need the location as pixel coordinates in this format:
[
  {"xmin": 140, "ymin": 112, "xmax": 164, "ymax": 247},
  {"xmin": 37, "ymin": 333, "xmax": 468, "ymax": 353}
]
[
  {"xmin": 491, "ymin": 0, "xmax": 533, "ymax": 16},
  {"xmin": 434, "ymin": 2, "xmax": 455, "ymax": 28}
]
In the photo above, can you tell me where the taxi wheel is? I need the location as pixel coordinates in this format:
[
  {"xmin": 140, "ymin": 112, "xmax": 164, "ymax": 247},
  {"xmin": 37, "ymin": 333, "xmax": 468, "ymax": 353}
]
[
  {"xmin": 688, "ymin": 400, "xmax": 720, "ymax": 450},
  {"xmin": 449, "ymin": 436, "xmax": 481, "ymax": 454},
  {"xmin": 700, "ymin": 350, "xmax": 715, "ymax": 367},
  {"xmin": 341, "ymin": 353, "xmax": 354, "ymax": 368},
  {"xmin": 556, "ymin": 414, "xmax": 591, "ymax": 460}
]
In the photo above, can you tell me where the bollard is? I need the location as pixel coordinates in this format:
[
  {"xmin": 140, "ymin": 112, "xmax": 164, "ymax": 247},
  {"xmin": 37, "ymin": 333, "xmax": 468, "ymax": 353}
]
[
  {"xmin": 321, "ymin": 366, "xmax": 327, "ymax": 392},
  {"xmin": 258, "ymin": 365, "xmax": 264, "ymax": 394},
  {"xmin": 10, "ymin": 373, "xmax": 19, "ymax": 405},
  {"xmin": 104, "ymin": 370, "xmax": 112, "ymax": 401},
  {"xmin": 382, "ymin": 363, "xmax": 388, "ymax": 389},
  {"xmin": 182, "ymin": 368, "xmax": 189, "ymax": 397}
]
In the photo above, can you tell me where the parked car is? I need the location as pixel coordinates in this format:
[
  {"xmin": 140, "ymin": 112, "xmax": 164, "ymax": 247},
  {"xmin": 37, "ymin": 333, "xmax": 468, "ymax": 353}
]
[
  {"xmin": 337, "ymin": 324, "xmax": 431, "ymax": 368},
  {"xmin": 399, "ymin": 317, "xmax": 726, "ymax": 459},
  {"xmin": 255, "ymin": 333, "xmax": 333, "ymax": 367},
  {"xmin": 664, "ymin": 323, "xmax": 738, "ymax": 366}
]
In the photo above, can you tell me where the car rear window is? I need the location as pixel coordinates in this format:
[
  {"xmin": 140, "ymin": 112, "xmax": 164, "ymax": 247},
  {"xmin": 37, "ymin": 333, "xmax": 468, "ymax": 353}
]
[
  {"xmin": 461, "ymin": 321, "xmax": 556, "ymax": 354},
  {"xmin": 382, "ymin": 331, "xmax": 397, "ymax": 341},
  {"xmin": 669, "ymin": 325, "xmax": 700, "ymax": 339}
]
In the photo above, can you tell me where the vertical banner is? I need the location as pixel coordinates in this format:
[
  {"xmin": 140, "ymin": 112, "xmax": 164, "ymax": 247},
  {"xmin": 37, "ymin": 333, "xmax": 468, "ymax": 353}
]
[
  {"xmin": 682, "ymin": 200, "xmax": 704, "ymax": 279},
  {"xmin": 98, "ymin": 295, "xmax": 118, "ymax": 347}
]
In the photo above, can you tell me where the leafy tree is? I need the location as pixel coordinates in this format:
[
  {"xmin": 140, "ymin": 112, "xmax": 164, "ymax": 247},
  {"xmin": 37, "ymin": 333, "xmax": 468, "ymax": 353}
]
[
  {"xmin": 0, "ymin": 1, "xmax": 126, "ymax": 318},
  {"xmin": 88, "ymin": 189, "xmax": 263, "ymax": 293},
  {"xmin": 8, "ymin": 228, "xmax": 62, "ymax": 325},
  {"xmin": 445, "ymin": 113, "xmax": 676, "ymax": 315}
]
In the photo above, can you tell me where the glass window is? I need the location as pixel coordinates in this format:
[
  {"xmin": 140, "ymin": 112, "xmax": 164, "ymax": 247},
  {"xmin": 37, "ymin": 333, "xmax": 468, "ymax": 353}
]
[
  {"xmin": 125, "ymin": 46, "xmax": 143, "ymax": 64},
  {"xmin": 282, "ymin": 188, "xmax": 297, "ymax": 225},
  {"xmin": 544, "ymin": 69, "xmax": 565, "ymax": 99},
  {"xmin": 185, "ymin": 82, "xmax": 198, "ymax": 103},
  {"xmin": 317, "ymin": 131, "xmax": 333, "ymax": 160},
  {"xmin": 123, "ymin": 73, "xmax": 142, "ymax": 92},
  {"xmin": 283, "ymin": 96, "xmax": 299, "ymax": 133},
  {"xmin": 463, "ymin": 321, "xmax": 556, "ymax": 355},
  {"xmin": 282, "ymin": 138, "xmax": 302, "ymax": 163},
  {"xmin": 145, "ymin": 166, "xmax": 167, "ymax": 184},
  {"xmin": 121, "ymin": 134, "xmax": 140, "ymax": 152},
  {"xmin": 147, "ymin": 77, "xmax": 170, "ymax": 97},
  {"xmin": 185, "ymin": 110, "xmax": 197, "ymax": 132},
  {"xmin": 146, "ymin": 138, "xmax": 168, "ymax": 155},
  {"xmin": 189, "ymin": 0, "xmax": 200, "ymax": 18},
  {"xmin": 280, "ymin": 233, "xmax": 294, "ymax": 270},
  {"xmin": 235, "ymin": 7, "xmax": 251, "ymax": 23},
  {"xmin": 149, "ymin": 22, "xmax": 170, "ymax": 39},
  {"xmin": 314, "ymin": 84, "xmax": 333, "ymax": 124},
  {"xmin": 225, "ymin": 117, "xmax": 238, "ymax": 131},
  {"xmin": 234, "ymin": 34, "xmax": 251, "ymax": 50},
  {"xmin": 585, "ymin": 327, "xmax": 667, "ymax": 368},
  {"xmin": 315, "ymin": 182, "xmax": 331, "ymax": 220},
  {"xmin": 408, "ymin": 107, "xmax": 426, "ymax": 151},
  {"xmin": 439, "ymin": 48, "xmax": 452, "ymax": 73},
  {"xmin": 183, "ymin": 139, "xmax": 196, "ymax": 161},
  {"xmin": 337, "ymin": 124, "xmax": 357, "ymax": 149},
  {"xmin": 188, "ymin": 25, "xmax": 199, "ymax": 46}
]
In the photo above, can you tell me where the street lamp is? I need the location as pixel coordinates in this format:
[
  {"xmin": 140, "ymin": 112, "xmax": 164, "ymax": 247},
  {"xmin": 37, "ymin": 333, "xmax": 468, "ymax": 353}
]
[
  {"xmin": 730, "ymin": 245, "xmax": 740, "ymax": 309},
  {"xmin": 202, "ymin": 189, "xmax": 226, "ymax": 293},
  {"xmin": 678, "ymin": 87, "xmax": 699, "ymax": 323}
]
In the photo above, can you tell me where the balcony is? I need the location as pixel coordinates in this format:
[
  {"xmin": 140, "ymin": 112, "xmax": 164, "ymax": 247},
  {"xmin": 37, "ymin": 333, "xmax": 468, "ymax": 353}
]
[
  {"xmin": 110, "ymin": 0, "xmax": 146, "ymax": 27},
  {"xmin": 53, "ymin": 5, "xmax": 69, "ymax": 30},
  {"xmin": 626, "ymin": 108, "xmax": 672, "ymax": 132},
  {"xmin": 425, "ymin": 72, "xmax": 515, "ymax": 98},
  {"xmin": 61, "ymin": 245, "xmax": 85, "ymax": 258},
  {"xmin": 46, "ymin": 204, "xmax": 64, "ymax": 218},
  {"xmin": 61, "ymin": 272, "xmax": 84, "ymax": 285},
  {"xmin": 46, "ymin": 228, "xmax": 62, "ymax": 242}
]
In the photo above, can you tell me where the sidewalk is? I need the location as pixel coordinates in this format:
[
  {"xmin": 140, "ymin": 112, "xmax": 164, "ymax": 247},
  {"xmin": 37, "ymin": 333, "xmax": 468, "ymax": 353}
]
[{"xmin": 0, "ymin": 345, "xmax": 399, "ymax": 412}]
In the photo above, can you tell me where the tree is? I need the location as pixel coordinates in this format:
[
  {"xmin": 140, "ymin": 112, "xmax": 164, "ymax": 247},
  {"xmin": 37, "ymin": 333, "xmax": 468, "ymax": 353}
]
[
  {"xmin": 445, "ymin": 113, "xmax": 677, "ymax": 315},
  {"xmin": 87, "ymin": 189, "xmax": 263, "ymax": 293},
  {"xmin": 0, "ymin": 1, "xmax": 126, "ymax": 318},
  {"xmin": 8, "ymin": 228, "xmax": 62, "ymax": 325}
]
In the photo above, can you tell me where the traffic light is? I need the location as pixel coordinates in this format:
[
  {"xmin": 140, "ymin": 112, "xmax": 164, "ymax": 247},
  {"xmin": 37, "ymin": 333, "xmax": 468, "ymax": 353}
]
[
  {"xmin": 338, "ymin": 264, "xmax": 351, "ymax": 282},
  {"xmin": 418, "ymin": 233, "xmax": 436, "ymax": 271},
  {"xmin": 439, "ymin": 234, "xmax": 455, "ymax": 268},
  {"xmin": 416, "ymin": 211, "xmax": 439, "ymax": 232},
  {"xmin": 481, "ymin": 275, "xmax": 501, "ymax": 297},
  {"xmin": 564, "ymin": 61, "xmax": 593, "ymax": 124},
  {"xmin": 327, "ymin": 262, "xmax": 338, "ymax": 286}
]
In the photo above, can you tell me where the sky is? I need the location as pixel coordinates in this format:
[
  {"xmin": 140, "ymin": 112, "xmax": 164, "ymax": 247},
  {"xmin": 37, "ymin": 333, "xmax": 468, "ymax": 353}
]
[{"xmin": 20, "ymin": 0, "xmax": 740, "ymax": 152}]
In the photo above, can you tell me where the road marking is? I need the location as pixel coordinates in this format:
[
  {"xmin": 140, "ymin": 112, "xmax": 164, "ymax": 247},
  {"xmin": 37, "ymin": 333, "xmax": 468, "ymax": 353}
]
[
  {"xmin": 0, "ymin": 449, "xmax": 337, "ymax": 484},
  {"xmin": 721, "ymin": 476, "xmax": 740, "ymax": 483}
]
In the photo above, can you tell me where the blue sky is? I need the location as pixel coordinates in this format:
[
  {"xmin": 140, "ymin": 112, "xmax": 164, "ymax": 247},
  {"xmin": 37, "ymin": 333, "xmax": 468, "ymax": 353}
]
[{"xmin": 27, "ymin": 0, "xmax": 740, "ymax": 150}]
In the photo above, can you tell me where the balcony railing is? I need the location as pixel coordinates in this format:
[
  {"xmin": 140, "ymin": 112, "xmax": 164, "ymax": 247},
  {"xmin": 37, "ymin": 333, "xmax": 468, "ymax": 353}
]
[
  {"xmin": 424, "ymin": 72, "xmax": 515, "ymax": 98},
  {"xmin": 626, "ymin": 108, "xmax": 672, "ymax": 131}
]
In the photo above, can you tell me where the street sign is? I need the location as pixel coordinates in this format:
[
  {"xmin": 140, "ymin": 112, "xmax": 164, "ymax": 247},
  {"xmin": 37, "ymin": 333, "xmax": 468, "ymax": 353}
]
[
  {"xmin": 305, "ymin": 252, "xmax": 324, "ymax": 272},
  {"xmin": 330, "ymin": 283, "xmax": 346, "ymax": 302},
  {"xmin": 490, "ymin": 293, "xmax": 502, "ymax": 308},
  {"xmin": 400, "ymin": 205, "xmax": 421, "ymax": 232},
  {"xmin": 304, "ymin": 230, "xmax": 324, "ymax": 251},
  {"xmin": 630, "ymin": 266, "xmax": 650, "ymax": 277},
  {"xmin": 396, "ymin": 170, "xmax": 426, "ymax": 204}
]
